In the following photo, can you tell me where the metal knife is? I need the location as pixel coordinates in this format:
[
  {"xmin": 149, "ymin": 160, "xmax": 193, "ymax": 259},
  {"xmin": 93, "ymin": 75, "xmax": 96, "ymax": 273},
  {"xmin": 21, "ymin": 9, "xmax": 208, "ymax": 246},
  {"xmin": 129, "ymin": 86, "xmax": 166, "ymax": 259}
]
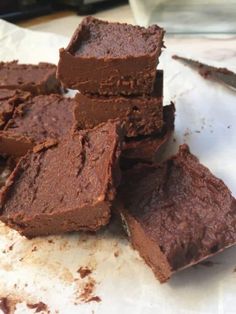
[{"xmin": 172, "ymin": 55, "xmax": 236, "ymax": 91}]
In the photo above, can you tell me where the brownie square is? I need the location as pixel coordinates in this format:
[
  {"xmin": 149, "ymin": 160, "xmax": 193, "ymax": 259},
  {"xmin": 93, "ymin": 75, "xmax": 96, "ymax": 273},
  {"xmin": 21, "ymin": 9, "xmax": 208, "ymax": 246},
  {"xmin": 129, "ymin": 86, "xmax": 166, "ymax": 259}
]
[
  {"xmin": 117, "ymin": 145, "xmax": 236, "ymax": 283},
  {"xmin": 0, "ymin": 61, "xmax": 61, "ymax": 96},
  {"xmin": 74, "ymin": 71, "xmax": 163, "ymax": 137},
  {"xmin": 0, "ymin": 121, "xmax": 123, "ymax": 238},
  {"xmin": 121, "ymin": 103, "xmax": 175, "ymax": 169},
  {"xmin": 57, "ymin": 16, "xmax": 164, "ymax": 95},
  {"xmin": 0, "ymin": 94, "xmax": 76, "ymax": 157},
  {"xmin": 0, "ymin": 89, "xmax": 31, "ymax": 130}
]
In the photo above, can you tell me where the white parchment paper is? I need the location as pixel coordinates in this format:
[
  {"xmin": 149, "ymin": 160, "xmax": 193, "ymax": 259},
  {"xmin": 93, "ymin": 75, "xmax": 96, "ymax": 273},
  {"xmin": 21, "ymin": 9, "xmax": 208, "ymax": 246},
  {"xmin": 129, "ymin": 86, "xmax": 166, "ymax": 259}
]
[{"xmin": 0, "ymin": 20, "xmax": 236, "ymax": 314}]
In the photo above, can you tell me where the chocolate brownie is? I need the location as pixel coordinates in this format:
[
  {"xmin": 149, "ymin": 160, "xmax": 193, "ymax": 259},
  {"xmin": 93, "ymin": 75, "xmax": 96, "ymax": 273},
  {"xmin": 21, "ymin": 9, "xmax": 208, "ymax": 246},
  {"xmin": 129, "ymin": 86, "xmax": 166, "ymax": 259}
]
[
  {"xmin": 0, "ymin": 94, "xmax": 76, "ymax": 157},
  {"xmin": 0, "ymin": 121, "xmax": 122, "ymax": 238},
  {"xmin": 117, "ymin": 145, "xmax": 236, "ymax": 283},
  {"xmin": 74, "ymin": 71, "xmax": 163, "ymax": 137},
  {"xmin": 57, "ymin": 16, "xmax": 165, "ymax": 95},
  {"xmin": 121, "ymin": 103, "xmax": 175, "ymax": 169},
  {"xmin": 0, "ymin": 89, "xmax": 31, "ymax": 129},
  {"xmin": 0, "ymin": 61, "xmax": 61, "ymax": 95}
]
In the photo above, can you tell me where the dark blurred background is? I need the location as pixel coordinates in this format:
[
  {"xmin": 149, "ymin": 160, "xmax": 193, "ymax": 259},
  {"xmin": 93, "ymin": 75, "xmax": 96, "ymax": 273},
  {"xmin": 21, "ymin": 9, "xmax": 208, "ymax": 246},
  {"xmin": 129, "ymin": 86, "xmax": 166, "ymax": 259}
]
[{"xmin": 0, "ymin": 0, "xmax": 128, "ymax": 21}]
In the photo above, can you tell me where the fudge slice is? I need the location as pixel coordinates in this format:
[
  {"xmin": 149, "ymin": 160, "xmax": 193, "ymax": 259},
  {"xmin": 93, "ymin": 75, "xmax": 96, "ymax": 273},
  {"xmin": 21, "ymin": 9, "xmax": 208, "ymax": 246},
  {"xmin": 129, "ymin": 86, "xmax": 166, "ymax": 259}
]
[
  {"xmin": 0, "ymin": 94, "xmax": 76, "ymax": 157},
  {"xmin": 0, "ymin": 89, "xmax": 31, "ymax": 129},
  {"xmin": 121, "ymin": 103, "xmax": 175, "ymax": 169},
  {"xmin": 0, "ymin": 121, "xmax": 122, "ymax": 238},
  {"xmin": 74, "ymin": 71, "xmax": 163, "ymax": 137},
  {"xmin": 118, "ymin": 145, "xmax": 236, "ymax": 283},
  {"xmin": 0, "ymin": 61, "xmax": 61, "ymax": 95},
  {"xmin": 57, "ymin": 16, "xmax": 164, "ymax": 95}
]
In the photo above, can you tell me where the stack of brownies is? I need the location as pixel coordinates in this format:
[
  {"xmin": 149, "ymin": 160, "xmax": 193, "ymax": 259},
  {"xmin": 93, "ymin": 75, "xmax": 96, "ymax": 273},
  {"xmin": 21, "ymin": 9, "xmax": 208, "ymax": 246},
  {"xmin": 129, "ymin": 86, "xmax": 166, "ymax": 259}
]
[
  {"xmin": 0, "ymin": 17, "xmax": 235, "ymax": 284},
  {"xmin": 57, "ymin": 16, "xmax": 175, "ymax": 169}
]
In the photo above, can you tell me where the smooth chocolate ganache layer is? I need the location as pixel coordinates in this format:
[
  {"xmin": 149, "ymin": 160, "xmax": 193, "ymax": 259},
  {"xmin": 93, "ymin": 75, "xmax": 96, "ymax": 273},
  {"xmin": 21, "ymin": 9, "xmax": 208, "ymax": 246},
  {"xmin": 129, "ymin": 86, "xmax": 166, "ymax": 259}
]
[
  {"xmin": 57, "ymin": 16, "xmax": 165, "ymax": 95},
  {"xmin": 0, "ymin": 121, "xmax": 123, "ymax": 238},
  {"xmin": 117, "ymin": 144, "xmax": 236, "ymax": 282}
]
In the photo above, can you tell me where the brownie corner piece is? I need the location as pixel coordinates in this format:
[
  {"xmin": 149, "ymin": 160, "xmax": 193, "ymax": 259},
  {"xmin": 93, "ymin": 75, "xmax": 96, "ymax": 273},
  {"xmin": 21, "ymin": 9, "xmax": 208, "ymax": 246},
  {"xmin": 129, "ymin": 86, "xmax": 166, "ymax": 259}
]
[
  {"xmin": 0, "ymin": 120, "xmax": 123, "ymax": 238},
  {"xmin": 117, "ymin": 144, "xmax": 236, "ymax": 282},
  {"xmin": 0, "ymin": 94, "xmax": 76, "ymax": 157},
  {"xmin": 57, "ymin": 16, "xmax": 165, "ymax": 95},
  {"xmin": 0, "ymin": 61, "xmax": 61, "ymax": 95}
]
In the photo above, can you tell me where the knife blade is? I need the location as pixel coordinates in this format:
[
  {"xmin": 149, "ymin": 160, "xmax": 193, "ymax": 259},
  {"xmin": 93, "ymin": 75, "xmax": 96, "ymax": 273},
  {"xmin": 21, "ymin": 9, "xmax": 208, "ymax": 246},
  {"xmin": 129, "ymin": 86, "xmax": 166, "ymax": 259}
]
[{"xmin": 172, "ymin": 55, "xmax": 236, "ymax": 91}]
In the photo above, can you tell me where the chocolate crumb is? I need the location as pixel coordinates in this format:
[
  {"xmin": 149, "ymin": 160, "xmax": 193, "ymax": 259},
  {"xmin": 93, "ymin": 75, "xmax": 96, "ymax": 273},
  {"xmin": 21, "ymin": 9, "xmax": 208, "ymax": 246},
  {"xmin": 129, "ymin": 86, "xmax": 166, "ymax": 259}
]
[
  {"xmin": 114, "ymin": 250, "xmax": 119, "ymax": 258},
  {"xmin": 27, "ymin": 301, "xmax": 47, "ymax": 313},
  {"xmin": 77, "ymin": 266, "xmax": 92, "ymax": 279},
  {"xmin": 233, "ymin": 267, "xmax": 236, "ymax": 273},
  {"xmin": 47, "ymin": 239, "xmax": 54, "ymax": 244},
  {"xmin": 85, "ymin": 296, "xmax": 101, "ymax": 303},
  {"xmin": 0, "ymin": 297, "xmax": 10, "ymax": 314},
  {"xmin": 8, "ymin": 243, "xmax": 14, "ymax": 251},
  {"xmin": 79, "ymin": 278, "xmax": 97, "ymax": 302},
  {"xmin": 227, "ymin": 125, "xmax": 231, "ymax": 129},
  {"xmin": 31, "ymin": 246, "xmax": 37, "ymax": 252}
]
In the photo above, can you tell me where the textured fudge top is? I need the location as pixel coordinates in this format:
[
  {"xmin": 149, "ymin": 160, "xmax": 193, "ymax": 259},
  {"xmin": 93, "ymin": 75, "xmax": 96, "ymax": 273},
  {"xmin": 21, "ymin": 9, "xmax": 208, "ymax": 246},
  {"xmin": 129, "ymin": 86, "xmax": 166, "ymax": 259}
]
[
  {"xmin": 0, "ymin": 61, "xmax": 57, "ymax": 88},
  {"xmin": 120, "ymin": 145, "xmax": 236, "ymax": 271},
  {"xmin": 5, "ymin": 94, "xmax": 75, "ymax": 143},
  {"xmin": 69, "ymin": 16, "xmax": 164, "ymax": 58},
  {"xmin": 0, "ymin": 89, "xmax": 31, "ymax": 129},
  {"xmin": 0, "ymin": 121, "xmax": 122, "ymax": 220}
]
